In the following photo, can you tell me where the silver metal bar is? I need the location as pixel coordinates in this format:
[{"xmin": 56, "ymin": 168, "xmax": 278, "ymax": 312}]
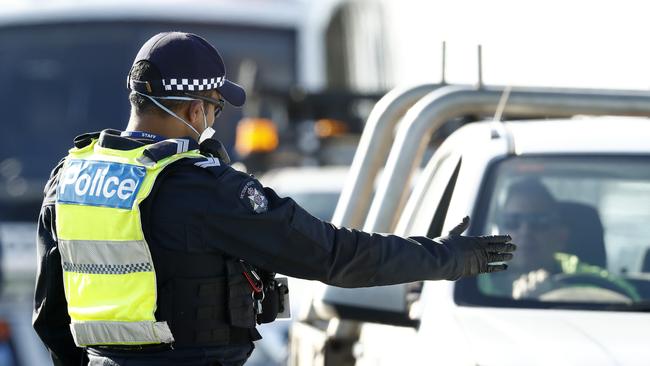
[
  {"xmin": 364, "ymin": 85, "xmax": 650, "ymax": 232},
  {"xmin": 331, "ymin": 83, "xmax": 439, "ymax": 228}
]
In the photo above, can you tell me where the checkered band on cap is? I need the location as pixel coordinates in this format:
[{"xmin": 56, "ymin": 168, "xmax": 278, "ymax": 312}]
[{"xmin": 162, "ymin": 77, "xmax": 225, "ymax": 92}]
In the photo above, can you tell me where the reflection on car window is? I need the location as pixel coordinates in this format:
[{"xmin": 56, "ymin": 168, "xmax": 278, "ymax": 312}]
[{"xmin": 474, "ymin": 156, "xmax": 650, "ymax": 307}]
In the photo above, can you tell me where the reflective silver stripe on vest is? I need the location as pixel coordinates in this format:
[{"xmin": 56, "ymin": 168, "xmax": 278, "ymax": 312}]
[
  {"xmin": 70, "ymin": 321, "xmax": 174, "ymax": 346},
  {"xmin": 59, "ymin": 240, "xmax": 154, "ymax": 271}
]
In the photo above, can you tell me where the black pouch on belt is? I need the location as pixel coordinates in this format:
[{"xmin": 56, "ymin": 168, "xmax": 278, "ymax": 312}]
[
  {"xmin": 226, "ymin": 259, "xmax": 256, "ymax": 328},
  {"xmin": 257, "ymin": 277, "xmax": 290, "ymax": 324},
  {"xmin": 257, "ymin": 279, "xmax": 279, "ymax": 324}
]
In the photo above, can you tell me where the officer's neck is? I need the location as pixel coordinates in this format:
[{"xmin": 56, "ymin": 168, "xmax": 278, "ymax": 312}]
[{"xmin": 126, "ymin": 111, "xmax": 195, "ymax": 140}]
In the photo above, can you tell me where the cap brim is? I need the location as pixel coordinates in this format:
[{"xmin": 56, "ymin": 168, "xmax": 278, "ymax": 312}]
[{"xmin": 218, "ymin": 80, "xmax": 246, "ymax": 107}]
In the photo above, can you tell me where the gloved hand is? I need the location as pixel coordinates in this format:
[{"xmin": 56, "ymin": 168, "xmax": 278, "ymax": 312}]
[{"xmin": 434, "ymin": 216, "xmax": 516, "ymax": 280}]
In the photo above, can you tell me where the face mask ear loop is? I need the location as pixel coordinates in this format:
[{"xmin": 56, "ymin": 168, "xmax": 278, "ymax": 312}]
[
  {"xmin": 200, "ymin": 103, "xmax": 208, "ymax": 131},
  {"xmin": 134, "ymin": 91, "xmax": 201, "ymax": 138}
]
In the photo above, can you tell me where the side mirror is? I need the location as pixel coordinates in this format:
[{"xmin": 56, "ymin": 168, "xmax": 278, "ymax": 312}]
[{"xmin": 313, "ymin": 284, "xmax": 419, "ymax": 328}]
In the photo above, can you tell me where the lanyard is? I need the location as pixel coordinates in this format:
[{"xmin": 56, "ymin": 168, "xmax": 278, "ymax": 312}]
[{"xmin": 120, "ymin": 131, "xmax": 167, "ymax": 143}]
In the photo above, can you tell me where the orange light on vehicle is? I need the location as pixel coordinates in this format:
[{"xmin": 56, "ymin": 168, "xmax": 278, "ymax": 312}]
[
  {"xmin": 314, "ymin": 119, "xmax": 348, "ymax": 138},
  {"xmin": 235, "ymin": 118, "xmax": 279, "ymax": 156},
  {"xmin": 0, "ymin": 319, "xmax": 11, "ymax": 342}
]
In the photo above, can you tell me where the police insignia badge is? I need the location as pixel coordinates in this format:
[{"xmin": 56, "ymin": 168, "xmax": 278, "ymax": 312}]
[{"xmin": 239, "ymin": 180, "xmax": 268, "ymax": 213}]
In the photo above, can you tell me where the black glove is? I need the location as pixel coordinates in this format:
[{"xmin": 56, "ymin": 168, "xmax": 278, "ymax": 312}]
[{"xmin": 434, "ymin": 216, "xmax": 516, "ymax": 280}]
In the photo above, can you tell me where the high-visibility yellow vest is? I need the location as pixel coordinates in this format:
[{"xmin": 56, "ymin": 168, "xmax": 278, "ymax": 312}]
[{"xmin": 55, "ymin": 137, "xmax": 204, "ymax": 346}]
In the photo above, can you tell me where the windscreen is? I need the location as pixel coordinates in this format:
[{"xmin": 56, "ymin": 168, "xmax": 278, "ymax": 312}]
[
  {"xmin": 458, "ymin": 156, "xmax": 650, "ymax": 310},
  {"xmin": 0, "ymin": 22, "xmax": 296, "ymax": 220}
]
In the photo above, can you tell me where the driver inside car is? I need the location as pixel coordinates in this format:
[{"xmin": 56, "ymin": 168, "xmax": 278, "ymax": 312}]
[{"xmin": 484, "ymin": 178, "xmax": 639, "ymax": 302}]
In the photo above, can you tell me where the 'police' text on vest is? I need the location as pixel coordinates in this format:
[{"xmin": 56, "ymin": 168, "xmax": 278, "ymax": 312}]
[{"xmin": 58, "ymin": 160, "xmax": 146, "ymax": 209}]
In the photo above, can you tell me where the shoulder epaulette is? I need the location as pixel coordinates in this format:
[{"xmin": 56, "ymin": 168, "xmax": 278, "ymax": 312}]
[
  {"xmin": 143, "ymin": 138, "xmax": 199, "ymax": 162},
  {"xmin": 73, "ymin": 131, "xmax": 102, "ymax": 148},
  {"xmin": 193, "ymin": 156, "xmax": 221, "ymax": 168}
]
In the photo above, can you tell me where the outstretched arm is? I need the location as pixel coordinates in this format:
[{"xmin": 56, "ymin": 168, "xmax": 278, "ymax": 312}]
[{"xmin": 151, "ymin": 166, "xmax": 515, "ymax": 287}]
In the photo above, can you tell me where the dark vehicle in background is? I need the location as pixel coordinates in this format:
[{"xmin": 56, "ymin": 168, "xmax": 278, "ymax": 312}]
[
  {"xmin": 0, "ymin": 0, "xmax": 387, "ymax": 222},
  {"xmin": 0, "ymin": 2, "xmax": 300, "ymax": 223}
]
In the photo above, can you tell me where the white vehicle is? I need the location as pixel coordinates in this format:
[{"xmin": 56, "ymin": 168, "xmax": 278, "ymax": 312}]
[
  {"xmin": 355, "ymin": 117, "xmax": 650, "ymax": 366},
  {"xmin": 290, "ymin": 85, "xmax": 650, "ymax": 366}
]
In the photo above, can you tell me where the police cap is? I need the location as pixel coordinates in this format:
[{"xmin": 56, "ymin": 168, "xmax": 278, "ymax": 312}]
[{"xmin": 127, "ymin": 32, "xmax": 246, "ymax": 106}]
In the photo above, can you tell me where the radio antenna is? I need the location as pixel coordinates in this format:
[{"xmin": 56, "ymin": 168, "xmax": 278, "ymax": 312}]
[
  {"xmin": 441, "ymin": 41, "xmax": 447, "ymax": 85},
  {"xmin": 477, "ymin": 44, "xmax": 483, "ymax": 89},
  {"xmin": 494, "ymin": 86, "xmax": 512, "ymax": 122}
]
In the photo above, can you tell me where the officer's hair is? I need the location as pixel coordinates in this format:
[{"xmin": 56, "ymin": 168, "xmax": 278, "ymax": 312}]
[
  {"xmin": 505, "ymin": 178, "xmax": 559, "ymax": 211},
  {"xmin": 128, "ymin": 61, "xmax": 213, "ymax": 116}
]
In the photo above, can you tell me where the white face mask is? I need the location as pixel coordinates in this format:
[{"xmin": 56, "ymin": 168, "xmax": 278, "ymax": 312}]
[{"xmin": 134, "ymin": 91, "xmax": 208, "ymax": 138}]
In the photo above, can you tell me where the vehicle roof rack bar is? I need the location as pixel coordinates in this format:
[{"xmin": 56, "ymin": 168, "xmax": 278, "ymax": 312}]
[
  {"xmin": 331, "ymin": 83, "xmax": 439, "ymax": 228},
  {"xmin": 364, "ymin": 84, "xmax": 650, "ymax": 233}
]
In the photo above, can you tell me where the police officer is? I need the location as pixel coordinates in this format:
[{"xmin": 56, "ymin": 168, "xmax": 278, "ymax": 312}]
[{"xmin": 33, "ymin": 32, "xmax": 516, "ymax": 366}]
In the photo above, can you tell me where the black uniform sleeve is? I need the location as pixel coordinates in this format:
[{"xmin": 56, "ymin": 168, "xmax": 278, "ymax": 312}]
[
  {"xmin": 32, "ymin": 161, "xmax": 84, "ymax": 366},
  {"xmin": 222, "ymin": 189, "xmax": 461, "ymax": 287},
  {"xmin": 151, "ymin": 164, "xmax": 460, "ymax": 287}
]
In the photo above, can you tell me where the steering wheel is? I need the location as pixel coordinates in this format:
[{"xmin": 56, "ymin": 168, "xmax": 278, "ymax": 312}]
[{"xmin": 533, "ymin": 273, "xmax": 635, "ymax": 303}]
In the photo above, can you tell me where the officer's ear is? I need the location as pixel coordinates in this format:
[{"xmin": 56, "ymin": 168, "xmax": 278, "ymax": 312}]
[{"xmin": 187, "ymin": 99, "xmax": 205, "ymax": 126}]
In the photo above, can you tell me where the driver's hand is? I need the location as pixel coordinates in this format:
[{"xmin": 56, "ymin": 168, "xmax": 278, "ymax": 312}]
[
  {"xmin": 512, "ymin": 269, "xmax": 551, "ymax": 299},
  {"xmin": 434, "ymin": 216, "xmax": 517, "ymax": 280}
]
